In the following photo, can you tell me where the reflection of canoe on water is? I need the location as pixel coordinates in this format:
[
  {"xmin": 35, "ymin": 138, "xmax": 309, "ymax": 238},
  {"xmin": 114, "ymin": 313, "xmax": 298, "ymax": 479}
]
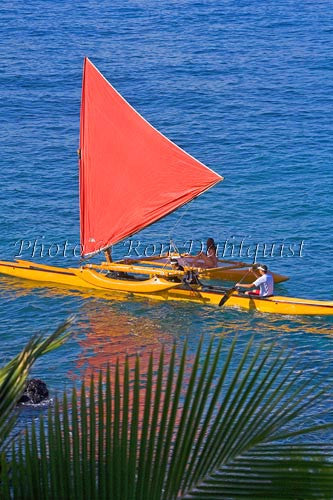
[
  {"xmin": 122, "ymin": 254, "xmax": 289, "ymax": 283},
  {"xmin": 0, "ymin": 58, "xmax": 330, "ymax": 316},
  {"xmin": 0, "ymin": 260, "xmax": 332, "ymax": 316}
]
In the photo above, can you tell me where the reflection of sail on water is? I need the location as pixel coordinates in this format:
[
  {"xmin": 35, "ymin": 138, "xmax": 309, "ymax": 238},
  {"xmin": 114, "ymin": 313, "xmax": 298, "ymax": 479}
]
[
  {"xmin": 76, "ymin": 302, "xmax": 174, "ymax": 374},
  {"xmin": 79, "ymin": 57, "xmax": 222, "ymax": 257},
  {"xmin": 72, "ymin": 303, "xmax": 200, "ymax": 434}
]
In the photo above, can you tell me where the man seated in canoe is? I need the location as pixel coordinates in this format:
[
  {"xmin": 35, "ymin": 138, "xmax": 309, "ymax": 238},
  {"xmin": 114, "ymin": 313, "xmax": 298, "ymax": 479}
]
[
  {"xmin": 235, "ymin": 264, "xmax": 274, "ymax": 297},
  {"xmin": 170, "ymin": 258, "xmax": 200, "ymax": 285}
]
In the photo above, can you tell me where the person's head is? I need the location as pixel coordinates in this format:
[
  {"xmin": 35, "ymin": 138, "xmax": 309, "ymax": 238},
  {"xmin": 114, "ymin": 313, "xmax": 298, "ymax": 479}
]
[
  {"xmin": 257, "ymin": 264, "xmax": 268, "ymax": 274},
  {"xmin": 206, "ymin": 238, "xmax": 216, "ymax": 250},
  {"xmin": 170, "ymin": 258, "xmax": 180, "ymax": 269}
]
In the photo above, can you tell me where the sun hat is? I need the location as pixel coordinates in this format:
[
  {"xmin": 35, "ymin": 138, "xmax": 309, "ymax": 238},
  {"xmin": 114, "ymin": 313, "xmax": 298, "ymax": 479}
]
[{"xmin": 257, "ymin": 264, "xmax": 268, "ymax": 272}]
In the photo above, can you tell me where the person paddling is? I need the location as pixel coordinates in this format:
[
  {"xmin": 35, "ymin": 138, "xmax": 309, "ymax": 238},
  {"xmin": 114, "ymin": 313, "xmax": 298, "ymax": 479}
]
[{"xmin": 236, "ymin": 264, "xmax": 274, "ymax": 297}]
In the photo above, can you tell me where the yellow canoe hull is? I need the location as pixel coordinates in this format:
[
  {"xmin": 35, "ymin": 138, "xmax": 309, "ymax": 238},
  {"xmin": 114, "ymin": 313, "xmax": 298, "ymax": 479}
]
[
  {"xmin": 0, "ymin": 260, "xmax": 179, "ymax": 293},
  {"xmin": 0, "ymin": 259, "xmax": 332, "ymax": 316},
  {"xmin": 164, "ymin": 288, "xmax": 333, "ymax": 316}
]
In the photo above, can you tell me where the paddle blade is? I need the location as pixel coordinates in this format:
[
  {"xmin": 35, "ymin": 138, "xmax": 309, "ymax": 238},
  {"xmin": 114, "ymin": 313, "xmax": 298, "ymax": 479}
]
[{"xmin": 219, "ymin": 287, "xmax": 236, "ymax": 307}]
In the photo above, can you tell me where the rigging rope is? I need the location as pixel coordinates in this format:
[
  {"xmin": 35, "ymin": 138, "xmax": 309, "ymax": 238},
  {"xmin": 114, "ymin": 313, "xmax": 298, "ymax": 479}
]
[{"xmin": 167, "ymin": 199, "xmax": 194, "ymax": 243}]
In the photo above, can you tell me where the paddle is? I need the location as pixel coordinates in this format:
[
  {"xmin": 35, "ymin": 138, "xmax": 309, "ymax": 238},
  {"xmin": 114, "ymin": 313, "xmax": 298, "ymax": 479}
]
[{"xmin": 218, "ymin": 265, "xmax": 258, "ymax": 307}]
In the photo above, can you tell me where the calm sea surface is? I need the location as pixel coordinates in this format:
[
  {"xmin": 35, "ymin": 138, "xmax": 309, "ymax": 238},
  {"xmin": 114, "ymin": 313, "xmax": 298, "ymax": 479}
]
[{"xmin": 0, "ymin": 0, "xmax": 332, "ymax": 431}]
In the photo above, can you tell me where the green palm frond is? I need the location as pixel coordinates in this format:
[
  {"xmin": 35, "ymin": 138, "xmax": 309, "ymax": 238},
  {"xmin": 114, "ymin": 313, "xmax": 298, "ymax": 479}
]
[
  {"xmin": 2, "ymin": 335, "xmax": 332, "ymax": 499},
  {"xmin": 0, "ymin": 317, "xmax": 73, "ymax": 454}
]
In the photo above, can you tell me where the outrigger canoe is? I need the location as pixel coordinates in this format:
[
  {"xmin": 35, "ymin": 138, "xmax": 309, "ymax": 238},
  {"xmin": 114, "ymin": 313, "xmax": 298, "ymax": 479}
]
[
  {"xmin": 0, "ymin": 58, "xmax": 329, "ymax": 316},
  {"xmin": 0, "ymin": 259, "xmax": 332, "ymax": 316}
]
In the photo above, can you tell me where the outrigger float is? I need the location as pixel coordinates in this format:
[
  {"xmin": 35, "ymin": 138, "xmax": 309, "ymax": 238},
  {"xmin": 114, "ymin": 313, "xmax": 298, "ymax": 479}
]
[
  {"xmin": 118, "ymin": 254, "xmax": 289, "ymax": 284},
  {"xmin": 0, "ymin": 58, "xmax": 332, "ymax": 316}
]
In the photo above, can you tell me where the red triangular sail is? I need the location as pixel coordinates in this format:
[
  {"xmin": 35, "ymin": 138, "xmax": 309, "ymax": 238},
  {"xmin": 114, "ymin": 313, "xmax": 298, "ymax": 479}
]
[{"xmin": 80, "ymin": 57, "xmax": 223, "ymax": 257}]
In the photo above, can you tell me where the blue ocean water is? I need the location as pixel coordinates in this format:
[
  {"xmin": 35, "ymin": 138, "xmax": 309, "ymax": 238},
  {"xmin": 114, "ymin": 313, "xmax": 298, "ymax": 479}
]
[{"xmin": 0, "ymin": 0, "xmax": 332, "ymax": 431}]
